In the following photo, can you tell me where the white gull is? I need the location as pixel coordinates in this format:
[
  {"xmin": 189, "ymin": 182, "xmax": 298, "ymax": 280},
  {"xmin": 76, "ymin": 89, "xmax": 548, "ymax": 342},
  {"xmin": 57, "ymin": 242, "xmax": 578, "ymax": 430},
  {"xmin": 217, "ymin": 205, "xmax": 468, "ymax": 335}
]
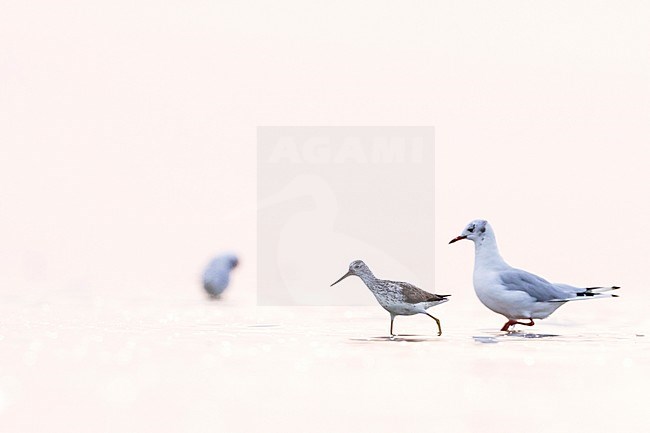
[{"xmin": 449, "ymin": 219, "xmax": 619, "ymax": 331}]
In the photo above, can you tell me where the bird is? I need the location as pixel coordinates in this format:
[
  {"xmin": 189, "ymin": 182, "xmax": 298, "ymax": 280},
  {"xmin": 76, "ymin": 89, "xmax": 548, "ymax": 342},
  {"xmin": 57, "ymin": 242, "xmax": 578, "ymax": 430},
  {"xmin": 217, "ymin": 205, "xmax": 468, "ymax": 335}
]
[
  {"xmin": 449, "ymin": 219, "xmax": 619, "ymax": 332},
  {"xmin": 202, "ymin": 253, "xmax": 239, "ymax": 298},
  {"xmin": 330, "ymin": 260, "xmax": 450, "ymax": 336}
]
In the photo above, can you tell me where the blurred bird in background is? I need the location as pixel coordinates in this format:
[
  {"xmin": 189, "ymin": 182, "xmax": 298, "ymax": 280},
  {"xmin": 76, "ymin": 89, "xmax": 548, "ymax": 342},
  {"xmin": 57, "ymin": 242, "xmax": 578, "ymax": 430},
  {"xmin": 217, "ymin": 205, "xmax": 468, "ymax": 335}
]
[{"xmin": 202, "ymin": 253, "xmax": 239, "ymax": 299}]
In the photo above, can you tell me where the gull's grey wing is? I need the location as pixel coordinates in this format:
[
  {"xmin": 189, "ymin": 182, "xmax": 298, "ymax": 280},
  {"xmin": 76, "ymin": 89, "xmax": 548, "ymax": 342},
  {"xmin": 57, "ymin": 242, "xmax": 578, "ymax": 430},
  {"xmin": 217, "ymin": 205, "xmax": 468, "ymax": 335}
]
[
  {"xmin": 388, "ymin": 280, "xmax": 449, "ymax": 304},
  {"xmin": 499, "ymin": 269, "xmax": 569, "ymax": 302}
]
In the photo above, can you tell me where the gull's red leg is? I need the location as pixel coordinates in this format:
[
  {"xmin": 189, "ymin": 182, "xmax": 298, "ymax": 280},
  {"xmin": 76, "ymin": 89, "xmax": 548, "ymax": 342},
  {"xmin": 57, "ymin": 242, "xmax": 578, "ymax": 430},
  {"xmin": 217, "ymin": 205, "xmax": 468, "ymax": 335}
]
[
  {"xmin": 501, "ymin": 319, "xmax": 534, "ymax": 331},
  {"xmin": 517, "ymin": 318, "xmax": 535, "ymax": 327},
  {"xmin": 500, "ymin": 320, "xmax": 517, "ymax": 331}
]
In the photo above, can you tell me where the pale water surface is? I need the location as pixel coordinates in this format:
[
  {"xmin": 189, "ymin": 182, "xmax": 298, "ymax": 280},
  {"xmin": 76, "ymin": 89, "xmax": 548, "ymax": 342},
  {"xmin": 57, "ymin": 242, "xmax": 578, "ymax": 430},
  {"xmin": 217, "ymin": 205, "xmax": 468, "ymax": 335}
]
[{"xmin": 0, "ymin": 288, "xmax": 648, "ymax": 433}]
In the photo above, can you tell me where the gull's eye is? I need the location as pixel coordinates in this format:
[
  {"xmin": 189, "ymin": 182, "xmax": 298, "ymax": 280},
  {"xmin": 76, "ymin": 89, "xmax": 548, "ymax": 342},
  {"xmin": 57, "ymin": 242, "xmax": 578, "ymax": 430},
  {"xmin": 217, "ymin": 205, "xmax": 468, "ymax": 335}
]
[{"xmin": 467, "ymin": 225, "xmax": 475, "ymax": 233}]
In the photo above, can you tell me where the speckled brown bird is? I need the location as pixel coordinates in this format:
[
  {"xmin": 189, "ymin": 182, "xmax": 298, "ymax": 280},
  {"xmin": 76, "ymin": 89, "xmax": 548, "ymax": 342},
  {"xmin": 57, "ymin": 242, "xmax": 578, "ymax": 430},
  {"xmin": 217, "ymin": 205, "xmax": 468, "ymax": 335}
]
[{"xmin": 331, "ymin": 260, "xmax": 450, "ymax": 336}]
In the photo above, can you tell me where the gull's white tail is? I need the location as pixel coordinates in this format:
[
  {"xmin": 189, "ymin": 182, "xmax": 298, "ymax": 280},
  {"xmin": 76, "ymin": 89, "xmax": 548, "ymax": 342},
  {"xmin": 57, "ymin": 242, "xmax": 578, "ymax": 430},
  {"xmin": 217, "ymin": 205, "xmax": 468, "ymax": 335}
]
[{"xmin": 549, "ymin": 285, "xmax": 620, "ymax": 302}]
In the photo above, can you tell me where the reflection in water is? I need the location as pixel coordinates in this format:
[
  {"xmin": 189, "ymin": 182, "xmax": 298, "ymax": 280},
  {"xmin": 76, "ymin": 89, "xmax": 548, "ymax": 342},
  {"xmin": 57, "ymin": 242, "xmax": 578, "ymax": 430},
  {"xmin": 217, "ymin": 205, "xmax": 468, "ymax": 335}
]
[
  {"xmin": 349, "ymin": 335, "xmax": 442, "ymax": 343},
  {"xmin": 504, "ymin": 332, "xmax": 559, "ymax": 339},
  {"xmin": 473, "ymin": 336, "xmax": 500, "ymax": 344},
  {"xmin": 473, "ymin": 332, "xmax": 559, "ymax": 344}
]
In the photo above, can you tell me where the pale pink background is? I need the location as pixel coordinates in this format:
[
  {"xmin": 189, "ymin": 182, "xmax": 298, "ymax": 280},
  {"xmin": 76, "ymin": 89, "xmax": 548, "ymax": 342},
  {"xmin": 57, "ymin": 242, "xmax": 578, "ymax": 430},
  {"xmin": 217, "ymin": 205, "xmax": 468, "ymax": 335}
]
[
  {"xmin": 1, "ymin": 2, "xmax": 649, "ymax": 432},
  {"xmin": 2, "ymin": 2, "xmax": 648, "ymax": 303}
]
